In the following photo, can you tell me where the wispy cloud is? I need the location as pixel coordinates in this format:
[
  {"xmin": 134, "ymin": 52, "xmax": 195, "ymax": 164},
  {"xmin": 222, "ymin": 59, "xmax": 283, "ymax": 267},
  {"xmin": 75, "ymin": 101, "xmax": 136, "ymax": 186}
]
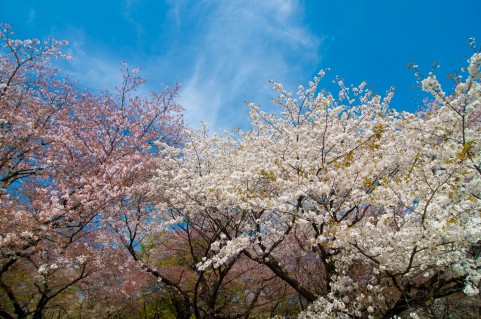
[
  {"xmin": 56, "ymin": 27, "xmax": 124, "ymax": 92},
  {"xmin": 43, "ymin": 0, "xmax": 323, "ymax": 132},
  {"xmin": 26, "ymin": 9, "xmax": 36, "ymax": 27},
  {"xmin": 121, "ymin": 0, "xmax": 145, "ymax": 47},
  {"xmin": 161, "ymin": 0, "xmax": 323, "ymax": 131}
]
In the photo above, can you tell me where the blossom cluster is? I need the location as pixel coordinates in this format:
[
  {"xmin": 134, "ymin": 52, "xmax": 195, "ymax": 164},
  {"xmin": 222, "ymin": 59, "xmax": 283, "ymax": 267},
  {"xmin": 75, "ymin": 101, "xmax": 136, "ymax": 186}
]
[{"xmin": 152, "ymin": 52, "xmax": 481, "ymax": 318}]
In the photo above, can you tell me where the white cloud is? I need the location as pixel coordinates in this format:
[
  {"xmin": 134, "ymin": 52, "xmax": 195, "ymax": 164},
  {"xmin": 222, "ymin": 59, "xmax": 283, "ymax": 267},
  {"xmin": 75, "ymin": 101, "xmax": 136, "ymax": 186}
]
[
  {"xmin": 45, "ymin": 0, "xmax": 323, "ymax": 132},
  {"xmin": 166, "ymin": 0, "xmax": 323, "ymax": 131},
  {"xmin": 54, "ymin": 27, "xmax": 123, "ymax": 92},
  {"xmin": 26, "ymin": 9, "xmax": 36, "ymax": 26},
  {"xmin": 122, "ymin": 0, "xmax": 144, "ymax": 43}
]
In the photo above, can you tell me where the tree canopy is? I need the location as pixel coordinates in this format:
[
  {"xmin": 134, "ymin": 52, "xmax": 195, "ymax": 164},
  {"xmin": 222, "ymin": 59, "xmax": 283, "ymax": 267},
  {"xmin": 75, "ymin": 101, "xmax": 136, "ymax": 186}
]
[{"xmin": 1, "ymin": 24, "xmax": 480, "ymax": 319}]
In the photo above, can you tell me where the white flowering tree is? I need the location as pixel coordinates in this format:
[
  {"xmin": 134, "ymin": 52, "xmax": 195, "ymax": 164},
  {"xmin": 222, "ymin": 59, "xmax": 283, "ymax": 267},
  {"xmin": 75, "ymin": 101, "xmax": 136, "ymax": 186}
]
[{"xmin": 152, "ymin": 51, "xmax": 481, "ymax": 318}]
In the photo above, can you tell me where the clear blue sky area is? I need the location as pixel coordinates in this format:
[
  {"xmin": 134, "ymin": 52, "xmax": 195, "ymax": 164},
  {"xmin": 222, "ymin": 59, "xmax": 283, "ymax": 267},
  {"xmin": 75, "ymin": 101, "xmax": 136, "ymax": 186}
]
[{"xmin": 1, "ymin": 0, "xmax": 480, "ymax": 131}]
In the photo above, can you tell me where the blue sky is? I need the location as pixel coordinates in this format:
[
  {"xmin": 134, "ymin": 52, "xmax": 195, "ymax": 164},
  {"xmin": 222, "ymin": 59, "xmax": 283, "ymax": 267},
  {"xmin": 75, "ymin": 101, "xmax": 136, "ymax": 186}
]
[{"xmin": 1, "ymin": 0, "xmax": 480, "ymax": 131}]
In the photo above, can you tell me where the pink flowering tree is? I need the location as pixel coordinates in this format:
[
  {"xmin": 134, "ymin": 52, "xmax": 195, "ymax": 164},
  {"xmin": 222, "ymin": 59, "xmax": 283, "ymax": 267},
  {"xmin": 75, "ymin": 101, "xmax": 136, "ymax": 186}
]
[{"xmin": 0, "ymin": 24, "xmax": 184, "ymax": 318}]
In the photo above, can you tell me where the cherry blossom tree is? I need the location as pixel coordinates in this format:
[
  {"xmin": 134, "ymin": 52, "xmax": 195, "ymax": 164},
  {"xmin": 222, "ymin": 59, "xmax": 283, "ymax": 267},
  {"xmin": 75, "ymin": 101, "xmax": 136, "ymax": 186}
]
[
  {"xmin": 152, "ymin": 50, "xmax": 481, "ymax": 318},
  {"xmin": 0, "ymin": 24, "xmax": 184, "ymax": 318},
  {"xmin": 120, "ymin": 197, "xmax": 300, "ymax": 319},
  {"xmin": 2, "ymin": 22, "xmax": 481, "ymax": 319}
]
